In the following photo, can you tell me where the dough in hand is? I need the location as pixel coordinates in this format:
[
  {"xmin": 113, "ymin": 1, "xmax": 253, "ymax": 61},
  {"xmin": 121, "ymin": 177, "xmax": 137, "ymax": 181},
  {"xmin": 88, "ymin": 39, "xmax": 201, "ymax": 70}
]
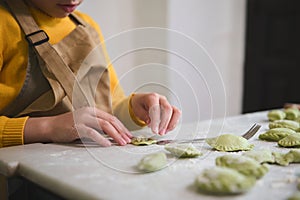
[
  {"xmin": 215, "ymin": 154, "xmax": 269, "ymax": 179},
  {"xmin": 259, "ymin": 128, "xmax": 296, "ymax": 142},
  {"xmin": 131, "ymin": 136, "xmax": 157, "ymax": 145},
  {"xmin": 206, "ymin": 134, "xmax": 254, "ymax": 152},
  {"xmin": 194, "ymin": 167, "xmax": 256, "ymax": 195},
  {"xmin": 137, "ymin": 152, "xmax": 167, "ymax": 172},
  {"xmin": 164, "ymin": 143, "xmax": 203, "ymax": 158}
]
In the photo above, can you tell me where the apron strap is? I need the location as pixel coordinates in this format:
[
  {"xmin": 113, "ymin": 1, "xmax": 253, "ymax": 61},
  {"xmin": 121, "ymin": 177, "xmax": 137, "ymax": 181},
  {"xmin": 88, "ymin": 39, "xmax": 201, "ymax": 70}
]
[{"xmin": 4, "ymin": 0, "xmax": 91, "ymax": 109}]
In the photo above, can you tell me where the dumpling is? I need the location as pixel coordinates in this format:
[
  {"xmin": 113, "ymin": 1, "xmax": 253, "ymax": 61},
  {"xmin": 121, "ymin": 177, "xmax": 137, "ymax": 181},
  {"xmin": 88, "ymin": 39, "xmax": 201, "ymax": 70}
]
[
  {"xmin": 278, "ymin": 134, "xmax": 300, "ymax": 148},
  {"xmin": 287, "ymin": 191, "xmax": 300, "ymax": 200},
  {"xmin": 131, "ymin": 136, "xmax": 157, "ymax": 146},
  {"xmin": 243, "ymin": 149, "xmax": 275, "ymax": 164},
  {"xmin": 137, "ymin": 152, "xmax": 167, "ymax": 172},
  {"xmin": 269, "ymin": 120, "xmax": 299, "ymax": 131},
  {"xmin": 164, "ymin": 143, "xmax": 203, "ymax": 158},
  {"xmin": 272, "ymin": 152, "xmax": 289, "ymax": 166},
  {"xmin": 194, "ymin": 167, "xmax": 256, "ymax": 195},
  {"xmin": 285, "ymin": 108, "xmax": 300, "ymax": 120},
  {"xmin": 259, "ymin": 128, "xmax": 296, "ymax": 142},
  {"xmin": 267, "ymin": 110, "xmax": 286, "ymax": 121},
  {"xmin": 284, "ymin": 150, "xmax": 300, "ymax": 164},
  {"xmin": 272, "ymin": 150, "xmax": 300, "ymax": 166},
  {"xmin": 206, "ymin": 134, "xmax": 254, "ymax": 152},
  {"xmin": 215, "ymin": 154, "xmax": 269, "ymax": 179}
]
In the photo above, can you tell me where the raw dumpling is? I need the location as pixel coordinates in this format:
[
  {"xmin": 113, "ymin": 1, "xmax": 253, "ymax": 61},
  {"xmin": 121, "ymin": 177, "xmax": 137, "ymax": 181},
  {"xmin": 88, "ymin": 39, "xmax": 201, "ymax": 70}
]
[
  {"xmin": 284, "ymin": 150, "xmax": 300, "ymax": 164},
  {"xmin": 272, "ymin": 150, "xmax": 300, "ymax": 166},
  {"xmin": 215, "ymin": 154, "xmax": 269, "ymax": 179},
  {"xmin": 131, "ymin": 136, "xmax": 157, "ymax": 146},
  {"xmin": 285, "ymin": 108, "xmax": 300, "ymax": 120},
  {"xmin": 272, "ymin": 152, "xmax": 289, "ymax": 166},
  {"xmin": 243, "ymin": 150, "xmax": 275, "ymax": 164},
  {"xmin": 137, "ymin": 152, "xmax": 167, "ymax": 172},
  {"xmin": 258, "ymin": 128, "xmax": 296, "ymax": 142},
  {"xmin": 287, "ymin": 191, "xmax": 300, "ymax": 200},
  {"xmin": 278, "ymin": 134, "xmax": 300, "ymax": 148},
  {"xmin": 164, "ymin": 143, "xmax": 202, "ymax": 158},
  {"xmin": 194, "ymin": 167, "xmax": 256, "ymax": 195},
  {"xmin": 269, "ymin": 120, "xmax": 299, "ymax": 131},
  {"xmin": 268, "ymin": 110, "xmax": 286, "ymax": 121},
  {"xmin": 206, "ymin": 134, "xmax": 254, "ymax": 152}
]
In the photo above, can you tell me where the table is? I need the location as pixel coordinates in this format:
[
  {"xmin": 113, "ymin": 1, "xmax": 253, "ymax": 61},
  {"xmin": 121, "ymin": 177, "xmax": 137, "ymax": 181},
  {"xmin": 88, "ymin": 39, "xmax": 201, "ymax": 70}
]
[{"xmin": 0, "ymin": 111, "xmax": 299, "ymax": 200}]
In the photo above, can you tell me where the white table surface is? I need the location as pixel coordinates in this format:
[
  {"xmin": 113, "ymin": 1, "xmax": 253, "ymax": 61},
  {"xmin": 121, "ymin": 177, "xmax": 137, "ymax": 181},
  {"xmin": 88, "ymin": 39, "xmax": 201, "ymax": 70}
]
[{"xmin": 0, "ymin": 111, "xmax": 299, "ymax": 200}]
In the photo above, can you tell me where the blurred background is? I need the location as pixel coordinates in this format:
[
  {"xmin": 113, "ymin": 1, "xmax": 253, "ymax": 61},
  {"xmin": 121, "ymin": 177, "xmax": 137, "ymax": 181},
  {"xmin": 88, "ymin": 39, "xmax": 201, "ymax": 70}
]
[{"xmin": 79, "ymin": 0, "xmax": 300, "ymax": 123}]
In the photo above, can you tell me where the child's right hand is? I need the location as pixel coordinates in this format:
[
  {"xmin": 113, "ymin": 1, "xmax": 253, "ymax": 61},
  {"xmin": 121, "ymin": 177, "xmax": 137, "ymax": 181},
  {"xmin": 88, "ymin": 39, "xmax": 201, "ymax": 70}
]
[{"xmin": 24, "ymin": 107, "xmax": 132, "ymax": 146}]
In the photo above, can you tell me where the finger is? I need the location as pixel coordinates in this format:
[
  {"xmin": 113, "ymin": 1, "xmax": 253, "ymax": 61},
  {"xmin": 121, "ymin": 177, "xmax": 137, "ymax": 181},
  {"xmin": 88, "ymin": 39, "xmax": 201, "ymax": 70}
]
[
  {"xmin": 98, "ymin": 119, "xmax": 128, "ymax": 146},
  {"xmin": 148, "ymin": 104, "xmax": 161, "ymax": 134},
  {"xmin": 166, "ymin": 106, "xmax": 181, "ymax": 132},
  {"xmin": 158, "ymin": 97, "xmax": 173, "ymax": 135},
  {"xmin": 106, "ymin": 115, "xmax": 132, "ymax": 143},
  {"xmin": 94, "ymin": 110, "xmax": 132, "ymax": 142},
  {"xmin": 77, "ymin": 125, "xmax": 111, "ymax": 147}
]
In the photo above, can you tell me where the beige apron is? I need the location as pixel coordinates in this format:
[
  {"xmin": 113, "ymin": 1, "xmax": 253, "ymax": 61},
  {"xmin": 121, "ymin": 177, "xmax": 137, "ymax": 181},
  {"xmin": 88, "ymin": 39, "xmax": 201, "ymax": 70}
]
[{"xmin": 1, "ymin": 0, "xmax": 112, "ymax": 117}]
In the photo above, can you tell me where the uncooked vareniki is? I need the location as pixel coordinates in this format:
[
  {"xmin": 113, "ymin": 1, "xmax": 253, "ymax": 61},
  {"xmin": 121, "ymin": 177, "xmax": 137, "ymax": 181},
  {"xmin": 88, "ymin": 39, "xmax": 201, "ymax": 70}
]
[
  {"xmin": 269, "ymin": 120, "xmax": 299, "ymax": 131},
  {"xmin": 259, "ymin": 128, "xmax": 296, "ymax": 142},
  {"xmin": 215, "ymin": 154, "xmax": 269, "ymax": 179},
  {"xmin": 285, "ymin": 108, "xmax": 300, "ymax": 120},
  {"xmin": 206, "ymin": 134, "xmax": 254, "ymax": 152},
  {"xmin": 278, "ymin": 134, "xmax": 300, "ymax": 148},
  {"xmin": 267, "ymin": 110, "xmax": 286, "ymax": 122},
  {"xmin": 137, "ymin": 152, "xmax": 167, "ymax": 172},
  {"xmin": 164, "ymin": 143, "xmax": 203, "ymax": 158},
  {"xmin": 194, "ymin": 167, "xmax": 256, "ymax": 195},
  {"xmin": 243, "ymin": 149, "xmax": 275, "ymax": 164}
]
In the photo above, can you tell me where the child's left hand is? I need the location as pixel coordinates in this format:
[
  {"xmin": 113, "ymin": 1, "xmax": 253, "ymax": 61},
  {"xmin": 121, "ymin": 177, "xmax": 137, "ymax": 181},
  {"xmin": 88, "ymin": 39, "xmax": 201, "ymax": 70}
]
[{"xmin": 130, "ymin": 93, "xmax": 181, "ymax": 135}]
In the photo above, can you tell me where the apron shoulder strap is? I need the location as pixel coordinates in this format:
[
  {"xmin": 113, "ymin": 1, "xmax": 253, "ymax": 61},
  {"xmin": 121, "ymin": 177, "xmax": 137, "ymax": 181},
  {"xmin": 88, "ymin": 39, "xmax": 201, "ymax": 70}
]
[{"xmin": 4, "ymin": 0, "xmax": 91, "ymax": 108}]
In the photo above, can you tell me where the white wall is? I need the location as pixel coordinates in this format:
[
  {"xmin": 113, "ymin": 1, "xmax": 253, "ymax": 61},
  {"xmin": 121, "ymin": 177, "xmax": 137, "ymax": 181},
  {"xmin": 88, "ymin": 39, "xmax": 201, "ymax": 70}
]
[
  {"xmin": 167, "ymin": 0, "xmax": 246, "ymax": 122},
  {"xmin": 79, "ymin": 0, "xmax": 246, "ymax": 123}
]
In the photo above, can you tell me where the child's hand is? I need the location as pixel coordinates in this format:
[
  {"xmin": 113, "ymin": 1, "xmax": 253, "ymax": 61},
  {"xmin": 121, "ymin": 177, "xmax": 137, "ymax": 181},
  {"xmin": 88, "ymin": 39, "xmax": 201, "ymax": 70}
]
[
  {"xmin": 130, "ymin": 93, "xmax": 181, "ymax": 135},
  {"xmin": 24, "ymin": 107, "xmax": 132, "ymax": 147}
]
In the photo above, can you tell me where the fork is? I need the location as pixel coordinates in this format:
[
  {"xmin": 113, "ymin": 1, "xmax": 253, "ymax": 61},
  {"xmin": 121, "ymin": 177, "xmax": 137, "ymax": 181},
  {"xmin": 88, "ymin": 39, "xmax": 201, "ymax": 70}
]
[{"xmin": 155, "ymin": 123, "xmax": 261, "ymax": 145}]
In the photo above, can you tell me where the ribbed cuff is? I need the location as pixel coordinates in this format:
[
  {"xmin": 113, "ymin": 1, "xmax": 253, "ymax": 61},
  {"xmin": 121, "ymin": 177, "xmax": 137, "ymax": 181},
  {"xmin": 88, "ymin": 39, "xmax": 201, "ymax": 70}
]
[
  {"xmin": 129, "ymin": 93, "xmax": 147, "ymax": 127},
  {"xmin": 0, "ymin": 117, "xmax": 28, "ymax": 147}
]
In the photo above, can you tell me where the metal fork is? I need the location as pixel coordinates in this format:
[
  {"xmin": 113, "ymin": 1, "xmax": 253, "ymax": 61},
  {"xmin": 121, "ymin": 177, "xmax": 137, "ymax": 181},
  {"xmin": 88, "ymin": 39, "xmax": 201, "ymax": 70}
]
[{"xmin": 155, "ymin": 123, "xmax": 261, "ymax": 145}]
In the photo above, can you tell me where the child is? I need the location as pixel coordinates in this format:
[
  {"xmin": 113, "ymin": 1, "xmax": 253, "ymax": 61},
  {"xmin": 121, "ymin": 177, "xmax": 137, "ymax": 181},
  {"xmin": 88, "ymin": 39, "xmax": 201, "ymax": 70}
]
[{"xmin": 0, "ymin": 0, "xmax": 181, "ymax": 147}]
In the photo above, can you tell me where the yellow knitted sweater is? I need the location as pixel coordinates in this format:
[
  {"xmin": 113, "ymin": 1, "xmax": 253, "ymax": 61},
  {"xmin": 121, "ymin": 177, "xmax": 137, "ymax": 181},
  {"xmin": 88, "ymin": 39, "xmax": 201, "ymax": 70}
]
[{"xmin": 0, "ymin": 4, "xmax": 143, "ymax": 147}]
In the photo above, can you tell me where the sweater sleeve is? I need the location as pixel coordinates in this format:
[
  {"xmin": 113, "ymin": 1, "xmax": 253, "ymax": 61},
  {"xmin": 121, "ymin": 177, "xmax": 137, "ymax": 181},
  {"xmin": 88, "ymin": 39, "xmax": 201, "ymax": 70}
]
[{"xmin": 0, "ymin": 116, "xmax": 28, "ymax": 147}]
